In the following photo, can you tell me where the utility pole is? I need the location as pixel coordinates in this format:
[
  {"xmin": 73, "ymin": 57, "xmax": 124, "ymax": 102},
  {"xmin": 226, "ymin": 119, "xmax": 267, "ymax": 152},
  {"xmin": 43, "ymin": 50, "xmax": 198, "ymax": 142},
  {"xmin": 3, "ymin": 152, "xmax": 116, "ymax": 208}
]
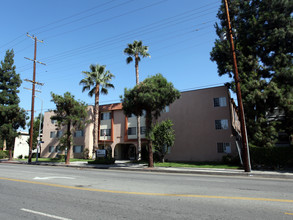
[
  {"xmin": 223, "ymin": 0, "xmax": 251, "ymax": 172},
  {"xmin": 25, "ymin": 33, "xmax": 45, "ymax": 163}
]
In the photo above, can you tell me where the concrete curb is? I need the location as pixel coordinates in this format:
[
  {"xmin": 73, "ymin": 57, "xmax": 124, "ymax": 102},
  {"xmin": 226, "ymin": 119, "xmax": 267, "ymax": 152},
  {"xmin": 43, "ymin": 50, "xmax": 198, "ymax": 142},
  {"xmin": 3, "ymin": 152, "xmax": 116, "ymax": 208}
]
[{"xmin": 1, "ymin": 160, "xmax": 293, "ymax": 179}]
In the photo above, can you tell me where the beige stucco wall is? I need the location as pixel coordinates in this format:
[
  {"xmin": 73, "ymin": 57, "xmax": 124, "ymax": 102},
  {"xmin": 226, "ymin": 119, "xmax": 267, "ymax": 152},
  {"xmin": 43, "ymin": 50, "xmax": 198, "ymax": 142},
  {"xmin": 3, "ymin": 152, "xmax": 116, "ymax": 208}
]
[
  {"xmin": 159, "ymin": 86, "xmax": 237, "ymax": 161},
  {"xmin": 41, "ymin": 86, "xmax": 240, "ymax": 162},
  {"xmin": 41, "ymin": 106, "xmax": 93, "ymax": 158}
]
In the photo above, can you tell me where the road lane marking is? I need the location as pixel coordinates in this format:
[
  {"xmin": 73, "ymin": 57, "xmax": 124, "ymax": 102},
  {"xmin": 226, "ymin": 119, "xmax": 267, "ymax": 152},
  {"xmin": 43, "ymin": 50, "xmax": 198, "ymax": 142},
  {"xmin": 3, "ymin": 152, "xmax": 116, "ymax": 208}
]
[
  {"xmin": 1, "ymin": 177, "xmax": 293, "ymax": 203},
  {"xmin": 34, "ymin": 176, "xmax": 75, "ymax": 180},
  {"xmin": 21, "ymin": 208, "xmax": 71, "ymax": 220},
  {"xmin": 285, "ymin": 212, "xmax": 293, "ymax": 216}
]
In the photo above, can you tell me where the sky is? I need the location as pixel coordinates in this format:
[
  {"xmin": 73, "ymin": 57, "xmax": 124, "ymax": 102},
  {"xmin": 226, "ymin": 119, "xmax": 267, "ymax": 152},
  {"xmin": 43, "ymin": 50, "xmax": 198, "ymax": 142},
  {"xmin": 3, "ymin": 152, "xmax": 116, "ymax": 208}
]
[{"xmin": 0, "ymin": 0, "xmax": 233, "ymax": 127}]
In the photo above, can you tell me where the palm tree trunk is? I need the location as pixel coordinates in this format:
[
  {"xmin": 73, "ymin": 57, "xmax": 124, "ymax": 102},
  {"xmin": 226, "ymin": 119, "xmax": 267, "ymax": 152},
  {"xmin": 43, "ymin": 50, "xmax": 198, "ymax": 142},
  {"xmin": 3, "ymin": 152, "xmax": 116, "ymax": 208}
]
[
  {"xmin": 93, "ymin": 84, "xmax": 100, "ymax": 158},
  {"xmin": 135, "ymin": 55, "xmax": 141, "ymax": 161}
]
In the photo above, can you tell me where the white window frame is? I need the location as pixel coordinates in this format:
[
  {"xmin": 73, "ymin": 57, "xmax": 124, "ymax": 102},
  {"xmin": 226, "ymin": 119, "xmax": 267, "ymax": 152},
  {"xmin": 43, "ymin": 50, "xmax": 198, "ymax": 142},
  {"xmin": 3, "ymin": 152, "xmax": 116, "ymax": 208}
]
[
  {"xmin": 57, "ymin": 131, "xmax": 63, "ymax": 138},
  {"xmin": 214, "ymin": 97, "xmax": 227, "ymax": 107},
  {"xmin": 50, "ymin": 131, "xmax": 56, "ymax": 138},
  {"xmin": 215, "ymin": 119, "xmax": 229, "ymax": 130},
  {"xmin": 140, "ymin": 126, "xmax": 146, "ymax": 135},
  {"xmin": 49, "ymin": 146, "xmax": 54, "ymax": 153},
  {"xmin": 74, "ymin": 130, "xmax": 84, "ymax": 137},
  {"xmin": 100, "ymin": 129, "xmax": 111, "ymax": 137},
  {"xmin": 101, "ymin": 112, "xmax": 111, "ymax": 120},
  {"xmin": 73, "ymin": 145, "xmax": 83, "ymax": 153},
  {"xmin": 128, "ymin": 127, "xmax": 136, "ymax": 135},
  {"xmin": 217, "ymin": 143, "xmax": 231, "ymax": 153}
]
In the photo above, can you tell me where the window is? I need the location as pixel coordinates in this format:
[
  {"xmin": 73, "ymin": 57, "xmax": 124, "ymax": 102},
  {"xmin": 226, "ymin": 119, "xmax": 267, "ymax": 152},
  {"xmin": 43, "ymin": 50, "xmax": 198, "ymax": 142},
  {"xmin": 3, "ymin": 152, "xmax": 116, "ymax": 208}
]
[
  {"xmin": 100, "ymin": 129, "xmax": 111, "ymax": 137},
  {"xmin": 74, "ymin": 130, "xmax": 84, "ymax": 137},
  {"xmin": 140, "ymin": 126, "xmax": 146, "ymax": 135},
  {"xmin": 73, "ymin": 145, "xmax": 83, "ymax": 153},
  {"xmin": 49, "ymin": 146, "xmax": 54, "ymax": 153},
  {"xmin": 215, "ymin": 119, "xmax": 229, "ymax": 130},
  {"xmin": 217, "ymin": 143, "xmax": 231, "ymax": 153},
  {"xmin": 50, "ymin": 131, "xmax": 56, "ymax": 138},
  {"xmin": 142, "ymin": 110, "xmax": 146, "ymax": 117},
  {"xmin": 128, "ymin": 110, "xmax": 146, "ymax": 118},
  {"xmin": 101, "ymin": 112, "xmax": 111, "ymax": 120},
  {"xmin": 55, "ymin": 146, "xmax": 62, "ymax": 153},
  {"xmin": 128, "ymin": 113, "xmax": 136, "ymax": 118},
  {"xmin": 128, "ymin": 127, "xmax": 136, "ymax": 135},
  {"xmin": 214, "ymin": 97, "xmax": 227, "ymax": 107},
  {"xmin": 162, "ymin": 106, "xmax": 169, "ymax": 113},
  {"xmin": 57, "ymin": 131, "xmax": 63, "ymax": 138},
  {"xmin": 51, "ymin": 119, "xmax": 57, "ymax": 124}
]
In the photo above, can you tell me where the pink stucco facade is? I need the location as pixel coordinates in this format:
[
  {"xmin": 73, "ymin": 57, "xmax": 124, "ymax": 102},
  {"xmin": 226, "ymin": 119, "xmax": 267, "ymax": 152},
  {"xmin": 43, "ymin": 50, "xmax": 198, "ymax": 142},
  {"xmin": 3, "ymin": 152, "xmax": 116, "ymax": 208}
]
[{"xmin": 41, "ymin": 86, "xmax": 240, "ymax": 162}]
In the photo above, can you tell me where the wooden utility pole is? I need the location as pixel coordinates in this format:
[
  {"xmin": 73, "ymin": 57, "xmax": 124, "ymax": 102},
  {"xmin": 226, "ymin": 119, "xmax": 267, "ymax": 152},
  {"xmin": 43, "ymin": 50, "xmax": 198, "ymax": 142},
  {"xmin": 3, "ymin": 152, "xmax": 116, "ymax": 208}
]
[
  {"xmin": 25, "ymin": 33, "xmax": 45, "ymax": 163},
  {"xmin": 223, "ymin": 0, "xmax": 251, "ymax": 172}
]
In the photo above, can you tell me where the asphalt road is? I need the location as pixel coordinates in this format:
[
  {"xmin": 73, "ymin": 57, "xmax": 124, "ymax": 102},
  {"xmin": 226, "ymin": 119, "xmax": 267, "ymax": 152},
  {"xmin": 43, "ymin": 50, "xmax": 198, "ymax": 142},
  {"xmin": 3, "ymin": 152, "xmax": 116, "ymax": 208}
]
[{"xmin": 0, "ymin": 164, "xmax": 292, "ymax": 220}]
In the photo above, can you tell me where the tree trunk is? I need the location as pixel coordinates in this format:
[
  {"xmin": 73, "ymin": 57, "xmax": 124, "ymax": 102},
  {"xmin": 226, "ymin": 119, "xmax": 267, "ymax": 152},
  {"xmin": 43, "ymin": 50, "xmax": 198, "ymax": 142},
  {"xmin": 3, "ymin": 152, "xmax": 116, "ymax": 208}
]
[
  {"xmin": 66, "ymin": 122, "xmax": 71, "ymax": 165},
  {"xmin": 3, "ymin": 139, "xmax": 6, "ymax": 151},
  {"xmin": 146, "ymin": 111, "xmax": 153, "ymax": 167},
  {"xmin": 9, "ymin": 148, "xmax": 12, "ymax": 161},
  {"xmin": 135, "ymin": 55, "xmax": 142, "ymax": 161},
  {"xmin": 93, "ymin": 84, "xmax": 100, "ymax": 158},
  {"xmin": 135, "ymin": 55, "xmax": 139, "ymax": 84}
]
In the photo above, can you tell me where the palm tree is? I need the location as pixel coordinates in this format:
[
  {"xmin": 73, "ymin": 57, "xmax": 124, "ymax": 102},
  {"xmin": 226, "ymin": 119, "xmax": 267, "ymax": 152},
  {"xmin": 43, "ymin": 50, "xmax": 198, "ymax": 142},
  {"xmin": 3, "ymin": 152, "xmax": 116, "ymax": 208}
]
[
  {"xmin": 124, "ymin": 40, "xmax": 150, "ymax": 160},
  {"xmin": 80, "ymin": 64, "xmax": 114, "ymax": 157}
]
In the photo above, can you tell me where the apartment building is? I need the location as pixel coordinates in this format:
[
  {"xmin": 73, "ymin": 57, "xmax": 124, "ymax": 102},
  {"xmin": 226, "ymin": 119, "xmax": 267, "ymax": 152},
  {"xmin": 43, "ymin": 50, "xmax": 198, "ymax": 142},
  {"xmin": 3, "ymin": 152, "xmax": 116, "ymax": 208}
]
[{"xmin": 41, "ymin": 86, "xmax": 241, "ymax": 162}]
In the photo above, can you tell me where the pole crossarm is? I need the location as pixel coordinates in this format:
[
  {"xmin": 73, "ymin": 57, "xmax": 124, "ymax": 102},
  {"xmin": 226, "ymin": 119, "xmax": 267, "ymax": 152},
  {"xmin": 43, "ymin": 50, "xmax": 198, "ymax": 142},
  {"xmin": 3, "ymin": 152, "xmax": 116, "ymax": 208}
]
[
  {"xmin": 26, "ymin": 33, "xmax": 44, "ymax": 43},
  {"xmin": 25, "ymin": 33, "xmax": 45, "ymax": 163},
  {"xmin": 24, "ymin": 87, "xmax": 42, "ymax": 93},
  {"xmin": 24, "ymin": 79, "xmax": 44, "ymax": 86},
  {"xmin": 24, "ymin": 57, "xmax": 46, "ymax": 66}
]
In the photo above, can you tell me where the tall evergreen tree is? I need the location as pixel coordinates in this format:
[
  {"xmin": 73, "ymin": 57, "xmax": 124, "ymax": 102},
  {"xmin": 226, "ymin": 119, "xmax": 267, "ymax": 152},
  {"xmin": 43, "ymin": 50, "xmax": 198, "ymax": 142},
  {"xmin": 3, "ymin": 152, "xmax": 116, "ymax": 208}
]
[
  {"xmin": 0, "ymin": 49, "xmax": 27, "ymax": 159},
  {"xmin": 121, "ymin": 73, "xmax": 180, "ymax": 167},
  {"xmin": 51, "ymin": 92, "xmax": 88, "ymax": 164},
  {"xmin": 210, "ymin": 0, "xmax": 293, "ymax": 147}
]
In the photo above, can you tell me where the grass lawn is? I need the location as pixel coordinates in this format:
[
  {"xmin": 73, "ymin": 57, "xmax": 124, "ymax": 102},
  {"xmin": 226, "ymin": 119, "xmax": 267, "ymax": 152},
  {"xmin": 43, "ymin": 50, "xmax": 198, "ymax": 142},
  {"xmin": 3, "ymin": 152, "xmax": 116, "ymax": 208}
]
[
  {"xmin": 154, "ymin": 162, "xmax": 241, "ymax": 169},
  {"xmin": 17, "ymin": 158, "xmax": 91, "ymax": 163}
]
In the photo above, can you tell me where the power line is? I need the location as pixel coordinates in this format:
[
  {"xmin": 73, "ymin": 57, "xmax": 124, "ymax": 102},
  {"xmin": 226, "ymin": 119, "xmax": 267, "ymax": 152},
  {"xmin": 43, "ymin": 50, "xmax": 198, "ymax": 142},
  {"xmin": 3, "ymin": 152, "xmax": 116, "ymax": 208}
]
[
  {"xmin": 44, "ymin": 0, "xmax": 168, "ymax": 39},
  {"xmin": 30, "ymin": 0, "xmax": 118, "ymax": 34},
  {"xmin": 38, "ymin": 6, "xmax": 218, "ymax": 63},
  {"xmin": 36, "ymin": 0, "xmax": 134, "ymax": 35}
]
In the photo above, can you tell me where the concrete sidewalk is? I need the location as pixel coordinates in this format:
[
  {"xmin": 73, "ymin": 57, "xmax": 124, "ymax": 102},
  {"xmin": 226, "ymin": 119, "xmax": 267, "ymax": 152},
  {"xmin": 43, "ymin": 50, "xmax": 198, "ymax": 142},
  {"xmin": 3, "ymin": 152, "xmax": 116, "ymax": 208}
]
[{"xmin": 1, "ymin": 159, "xmax": 293, "ymax": 179}]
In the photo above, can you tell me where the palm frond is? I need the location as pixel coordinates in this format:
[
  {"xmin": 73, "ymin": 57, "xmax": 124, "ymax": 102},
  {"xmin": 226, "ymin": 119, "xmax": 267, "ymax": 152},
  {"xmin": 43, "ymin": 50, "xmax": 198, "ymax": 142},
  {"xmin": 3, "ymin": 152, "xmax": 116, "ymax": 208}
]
[
  {"xmin": 126, "ymin": 56, "xmax": 133, "ymax": 64},
  {"xmin": 101, "ymin": 87, "xmax": 108, "ymax": 95}
]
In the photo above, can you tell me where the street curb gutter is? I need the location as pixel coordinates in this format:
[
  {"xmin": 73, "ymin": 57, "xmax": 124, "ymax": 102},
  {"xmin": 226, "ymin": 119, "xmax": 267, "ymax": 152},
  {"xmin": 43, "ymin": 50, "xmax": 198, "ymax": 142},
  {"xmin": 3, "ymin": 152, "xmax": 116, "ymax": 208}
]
[{"xmin": 1, "ymin": 161, "xmax": 293, "ymax": 179}]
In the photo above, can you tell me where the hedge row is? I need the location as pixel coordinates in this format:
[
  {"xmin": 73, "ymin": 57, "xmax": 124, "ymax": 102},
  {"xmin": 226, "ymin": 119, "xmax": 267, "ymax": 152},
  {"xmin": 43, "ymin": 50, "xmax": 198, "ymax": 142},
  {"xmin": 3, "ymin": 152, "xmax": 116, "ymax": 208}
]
[{"xmin": 250, "ymin": 146, "xmax": 293, "ymax": 168}]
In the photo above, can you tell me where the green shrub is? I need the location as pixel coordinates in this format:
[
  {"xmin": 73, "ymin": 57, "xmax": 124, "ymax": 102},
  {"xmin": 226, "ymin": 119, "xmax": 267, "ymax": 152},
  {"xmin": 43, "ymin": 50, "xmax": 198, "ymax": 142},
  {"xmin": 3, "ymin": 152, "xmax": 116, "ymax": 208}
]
[
  {"xmin": 18, "ymin": 155, "xmax": 23, "ymax": 159},
  {"xmin": 0, "ymin": 151, "xmax": 8, "ymax": 159},
  {"xmin": 222, "ymin": 154, "xmax": 241, "ymax": 166},
  {"xmin": 57, "ymin": 154, "xmax": 66, "ymax": 161},
  {"xmin": 88, "ymin": 157, "xmax": 115, "ymax": 165},
  {"xmin": 250, "ymin": 146, "xmax": 293, "ymax": 169}
]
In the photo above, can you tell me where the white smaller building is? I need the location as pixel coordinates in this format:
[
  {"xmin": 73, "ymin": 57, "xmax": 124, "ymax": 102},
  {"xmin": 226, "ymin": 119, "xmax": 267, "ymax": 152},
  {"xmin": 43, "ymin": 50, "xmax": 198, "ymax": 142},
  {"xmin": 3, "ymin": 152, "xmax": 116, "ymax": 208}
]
[{"xmin": 14, "ymin": 132, "xmax": 29, "ymax": 159}]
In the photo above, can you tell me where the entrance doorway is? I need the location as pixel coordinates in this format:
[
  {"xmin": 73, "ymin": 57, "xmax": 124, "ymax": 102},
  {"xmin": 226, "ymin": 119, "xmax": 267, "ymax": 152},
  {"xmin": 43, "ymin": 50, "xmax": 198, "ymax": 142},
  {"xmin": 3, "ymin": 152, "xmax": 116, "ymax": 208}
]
[{"xmin": 114, "ymin": 144, "xmax": 136, "ymax": 160}]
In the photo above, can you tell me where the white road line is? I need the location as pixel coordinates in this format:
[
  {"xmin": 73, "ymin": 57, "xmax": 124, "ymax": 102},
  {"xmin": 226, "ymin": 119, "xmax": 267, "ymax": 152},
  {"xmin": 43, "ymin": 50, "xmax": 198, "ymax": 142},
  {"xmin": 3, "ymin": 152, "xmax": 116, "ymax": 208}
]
[
  {"xmin": 21, "ymin": 208, "xmax": 72, "ymax": 220},
  {"xmin": 33, "ymin": 176, "xmax": 75, "ymax": 180}
]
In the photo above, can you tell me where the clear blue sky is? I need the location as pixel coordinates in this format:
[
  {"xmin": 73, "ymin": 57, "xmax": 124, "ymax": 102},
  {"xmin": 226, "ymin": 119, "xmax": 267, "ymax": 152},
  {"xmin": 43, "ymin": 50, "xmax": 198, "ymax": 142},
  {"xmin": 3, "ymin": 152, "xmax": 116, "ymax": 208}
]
[{"xmin": 0, "ymin": 0, "xmax": 232, "ymax": 123}]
